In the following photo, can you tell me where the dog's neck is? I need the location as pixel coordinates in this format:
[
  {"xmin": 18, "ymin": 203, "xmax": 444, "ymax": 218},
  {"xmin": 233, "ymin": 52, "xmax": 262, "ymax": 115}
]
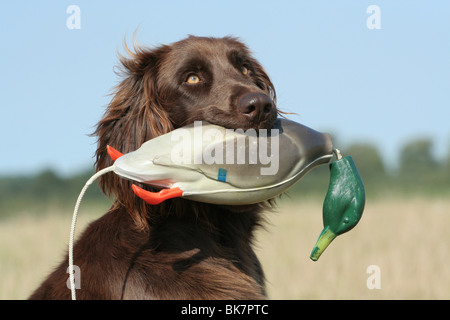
[
  {"xmin": 148, "ymin": 202, "xmax": 263, "ymax": 248},
  {"xmin": 112, "ymin": 199, "xmax": 268, "ymax": 294}
]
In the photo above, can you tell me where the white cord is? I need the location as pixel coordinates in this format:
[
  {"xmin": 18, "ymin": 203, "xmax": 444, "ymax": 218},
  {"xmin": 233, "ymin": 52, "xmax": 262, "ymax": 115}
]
[{"xmin": 69, "ymin": 166, "xmax": 114, "ymax": 300}]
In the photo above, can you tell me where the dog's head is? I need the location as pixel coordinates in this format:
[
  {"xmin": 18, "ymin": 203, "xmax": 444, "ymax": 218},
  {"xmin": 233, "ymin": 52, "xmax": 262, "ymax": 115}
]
[
  {"xmin": 157, "ymin": 36, "xmax": 277, "ymax": 130},
  {"xmin": 94, "ymin": 36, "xmax": 279, "ymax": 228}
]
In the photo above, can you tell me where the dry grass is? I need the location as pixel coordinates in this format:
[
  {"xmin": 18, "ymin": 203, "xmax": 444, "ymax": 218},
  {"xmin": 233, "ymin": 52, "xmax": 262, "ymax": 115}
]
[
  {"xmin": 1, "ymin": 197, "xmax": 449, "ymax": 299},
  {"xmin": 0, "ymin": 206, "xmax": 100, "ymax": 300},
  {"xmin": 256, "ymin": 196, "xmax": 450, "ymax": 299}
]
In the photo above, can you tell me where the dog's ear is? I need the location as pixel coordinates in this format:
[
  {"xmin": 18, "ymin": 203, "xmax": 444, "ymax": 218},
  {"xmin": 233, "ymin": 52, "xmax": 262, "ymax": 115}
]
[
  {"xmin": 93, "ymin": 43, "xmax": 174, "ymax": 229},
  {"xmin": 248, "ymin": 56, "xmax": 294, "ymax": 118},
  {"xmin": 250, "ymin": 58, "xmax": 277, "ymax": 106}
]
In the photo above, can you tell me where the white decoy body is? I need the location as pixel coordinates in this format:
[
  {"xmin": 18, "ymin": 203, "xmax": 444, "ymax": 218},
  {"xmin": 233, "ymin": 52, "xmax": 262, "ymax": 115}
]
[{"xmin": 106, "ymin": 118, "xmax": 334, "ymax": 205}]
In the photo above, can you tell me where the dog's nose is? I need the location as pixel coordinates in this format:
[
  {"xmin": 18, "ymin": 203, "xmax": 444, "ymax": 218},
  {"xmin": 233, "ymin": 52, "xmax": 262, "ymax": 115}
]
[{"xmin": 237, "ymin": 93, "xmax": 273, "ymax": 121}]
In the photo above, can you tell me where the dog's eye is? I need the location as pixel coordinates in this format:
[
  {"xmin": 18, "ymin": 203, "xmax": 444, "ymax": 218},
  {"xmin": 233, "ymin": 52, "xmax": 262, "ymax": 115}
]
[
  {"xmin": 185, "ymin": 74, "xmax": 201, "ymax": 84},
  {"xmin": 240, "ymin": 66, "xmax": 250, "ymax": 76}
]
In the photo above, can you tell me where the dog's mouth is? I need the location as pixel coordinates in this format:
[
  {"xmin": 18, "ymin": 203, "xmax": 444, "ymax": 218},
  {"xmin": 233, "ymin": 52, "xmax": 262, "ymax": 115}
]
[
  {"xmin": 248, "ymin": 109, "xmax": 279, "ymax": 130},
  {"xmin": 199, "ymin": 106, "xmax": 278, "ymax": 132}
]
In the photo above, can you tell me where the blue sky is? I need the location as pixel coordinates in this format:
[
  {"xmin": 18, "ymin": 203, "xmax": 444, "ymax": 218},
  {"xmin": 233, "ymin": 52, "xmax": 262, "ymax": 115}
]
[{"xmin": 1, "ymin": 1, "xmax": 449, "ymax": 176}]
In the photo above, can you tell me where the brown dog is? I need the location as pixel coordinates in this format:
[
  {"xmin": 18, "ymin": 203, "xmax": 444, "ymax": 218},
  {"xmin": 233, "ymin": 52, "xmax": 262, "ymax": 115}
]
[{"xmin": 29, "ymin": 36, "xmax": 279, "ymax": 299}]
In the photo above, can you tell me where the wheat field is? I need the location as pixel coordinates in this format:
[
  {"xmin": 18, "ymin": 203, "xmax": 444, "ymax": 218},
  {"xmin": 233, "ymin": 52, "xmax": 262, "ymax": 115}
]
[{"xmin": 1, "ymin": 196, "xmax": 449, "ymax": 300}]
